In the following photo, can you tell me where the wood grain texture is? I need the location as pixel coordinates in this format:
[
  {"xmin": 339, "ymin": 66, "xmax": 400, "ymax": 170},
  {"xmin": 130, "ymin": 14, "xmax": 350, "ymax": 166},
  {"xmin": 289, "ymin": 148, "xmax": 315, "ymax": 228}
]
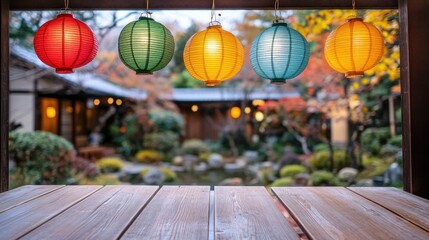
[
  {"xmin": 215, "ymin": 186, "xmax": 299, "ymax": 240},
  {"xmin": 10, "ymin": 0, "xmax": 398, "ymax": 10},
  {"xmin": 349, "ymin": 187, "xmax": 429, "ymax": 232},
  {"xmin": 121, "ymin": 186, "xmax": 210, "ymax": 240},
  {"xmin": 22, "ymin": 185, "xmax": 158, "ymax": 240},
  {"xmin": 0, "ymin": 185, "xmax": 64, "ymax": 213},
  {"xmin": 272, "ymin": 187, "xmax": 429, "ymax": 240},
  {"xmin": 0, "ymin": 185, "xmax": 101, "ymax": 239}
]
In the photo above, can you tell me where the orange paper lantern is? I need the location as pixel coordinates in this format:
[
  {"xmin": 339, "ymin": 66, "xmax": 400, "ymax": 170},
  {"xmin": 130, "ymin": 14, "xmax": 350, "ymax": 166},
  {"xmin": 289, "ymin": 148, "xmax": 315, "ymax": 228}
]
[{"xmin": 324, "ymin": 17, "xmax": 384, "ymax": 78}]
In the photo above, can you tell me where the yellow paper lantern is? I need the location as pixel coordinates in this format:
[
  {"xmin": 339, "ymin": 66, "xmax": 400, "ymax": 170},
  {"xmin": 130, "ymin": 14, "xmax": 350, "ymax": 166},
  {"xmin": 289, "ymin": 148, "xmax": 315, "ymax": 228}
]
[
  {"xmin": 325, "ymin": 17, "xmax": 384, "ymax": 78},
  {"xmin": 46, "ymin": 107, "xmax": 56, "ymax": 119},
  {"xmin": 183, "ymin": 24, "xmax": 244, "ymax": 86}
]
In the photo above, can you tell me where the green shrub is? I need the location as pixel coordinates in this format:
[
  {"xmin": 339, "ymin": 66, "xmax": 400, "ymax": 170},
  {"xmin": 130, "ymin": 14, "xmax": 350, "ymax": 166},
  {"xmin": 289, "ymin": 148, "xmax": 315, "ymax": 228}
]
[
  {"xmin": 361, "ymin": 128, "xmax": 391, "ymax": 155},
  {"xmin": 310, "ymin": 150, "xmax": 348, "ymax": 171},
  {"xmin": 149, "ymin": 109, "xmax": 184, "ymax": 134},
  {"xmin": 9, "ymin": 131, "xmax": 75, "ymax": 185},
  {"xmin": 135, "ymin": 150, "xmax": 163, "ymax": 163},
  {"xmin": 310, "ymin": 171, "xmax": 335, "ymax": 186},
  {"xmin": 280, "ymin": 165, "xmax": 307, "ymax": 178},
  {"xmin": 388, "ymin": 135, "xmax": 402, "ymax": 147},
  {"xmin": 271, "ymin": 177, "xmax": 293, "ymax": 187},
  {"xmin": 144, "ymin": 131, "xmax": 179, "ymax": 153},
  {"xmin": 79, "ymin": 175, "xmax": 120, "ymax": 185},
  {"xmin": 159, "ymin": 167, "xmax": 177, "ymax": 182},
  {"xmin": 198, "ymin": 152, "xmax": 212, "ymax": 161},
  {"xmin": 181, "ymin": 139, "xmax": 210, "ymax": 155},
  {"xmin": 96, "ymin": 158, "xmax": 124, "ymax": 173},
  {"xmin": 313, "ymin": 143, "xmax": 329, "ymax": 152}
]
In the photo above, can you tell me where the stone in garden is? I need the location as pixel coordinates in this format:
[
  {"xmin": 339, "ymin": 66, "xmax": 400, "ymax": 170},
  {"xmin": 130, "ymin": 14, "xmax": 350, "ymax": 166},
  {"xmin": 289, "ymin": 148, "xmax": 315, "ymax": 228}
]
[
  {"xmin": 224, "ymin": 163, "xmax": 245, "ymax": 172},
  {"xmin": 235, "ymin": 157, "xmax": 248, "ymax": 167},
  {"xmin": 294, "ymin": 173, "xmax": 310, "ymax": 186},
  {"xmin": 208, "ymin": 153, "xmax": 224, "ymax": 169},
  {"xmin": 182, "ymin": 155, "xmax": 198, "ymax": 171},
  {"xmin": 194, "ymin": 162, "xmax": 208, "ymax": 172},
  {"xmin": 338, "ymin": 167, "xmax": 358, "ymax": 181},
  {"xmin": 143, "ymin": 168, "xmax": 165, "ymax": 185},
  {"xmin": 172, "ymin": 156, "xmax": 184, "ymax": 166},
  {"xmin": 384, "ymin": 162, "xmax": 402, "ymax": 185},
  {"xmin": 278, "ymin": 152, "xmax": 301, "ymax": 169},
  {"xmin": 243, "ymin": 150, "xmax": 259, "ymax": 163},
  {"xmin": 220, "ymin": 177, "xmax": 243, "ymax": 186},
  {"xmin": 261, "ymin": 161, "xmax": 273, "ymax": 169},
  {"xmin": 170, "ymin": 165, "xmax": 185, "ymax": 173}
]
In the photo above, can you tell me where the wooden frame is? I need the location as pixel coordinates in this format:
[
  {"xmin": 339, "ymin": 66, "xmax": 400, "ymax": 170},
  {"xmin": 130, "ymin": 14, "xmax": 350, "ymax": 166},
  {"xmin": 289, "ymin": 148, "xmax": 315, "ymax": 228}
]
[{"xmin": 2, "ymin": 0, "xmax": 429, "ymax": 199}]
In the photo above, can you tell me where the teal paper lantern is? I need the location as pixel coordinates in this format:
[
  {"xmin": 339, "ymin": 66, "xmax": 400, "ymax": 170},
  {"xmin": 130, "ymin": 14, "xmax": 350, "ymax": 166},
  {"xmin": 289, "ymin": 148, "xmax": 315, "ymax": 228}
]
[
  {"xmin": 250, "ymin": 23, "xmax": 310, "ymax": 84},
  {"xmin": 118, "ymin": 17, "xmax": 175, "ymax": 74}
]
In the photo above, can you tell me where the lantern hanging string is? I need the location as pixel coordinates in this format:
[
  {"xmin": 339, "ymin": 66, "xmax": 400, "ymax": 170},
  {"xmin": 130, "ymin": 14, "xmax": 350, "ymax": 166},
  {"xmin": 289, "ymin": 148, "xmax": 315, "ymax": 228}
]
[
  {"xmin": 273, "ymin": 0, "xmax": 284, "ymax": 23},
  {"xmin": 64, "ymin": 0, "xmax": 70, "ymax": 10},
  {"xmin": 143, "ymin": 0, "xmax": 152, "ymax": 18},
  {"xmin": 210, "ymin": 0, "xmax": 221, "ymax": 26},
  {"xmin": 352, "ymin": 0, "xmax": 356, "ymax": 10}
]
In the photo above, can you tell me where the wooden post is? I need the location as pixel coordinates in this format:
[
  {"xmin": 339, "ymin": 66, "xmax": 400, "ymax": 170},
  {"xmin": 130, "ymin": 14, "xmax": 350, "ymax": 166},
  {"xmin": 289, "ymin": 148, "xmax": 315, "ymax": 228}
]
[
  {"xmin": 1, "ymin": 0, "xmax": 10, "ymax": 192},
  {"xmin": 399, "ymin": 0, "xmax": 429, "ymax": 199},
  {"xmin": 388, "ymin": 96, "xmax": 396, "ymax": 136}
]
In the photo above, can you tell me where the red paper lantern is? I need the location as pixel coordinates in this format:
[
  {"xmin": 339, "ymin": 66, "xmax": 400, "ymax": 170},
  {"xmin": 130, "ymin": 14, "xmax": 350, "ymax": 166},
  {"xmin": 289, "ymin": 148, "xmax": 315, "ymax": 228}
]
[{"xmin": 34, "ymin": 13, "xmax": 98, "ymax": 74}]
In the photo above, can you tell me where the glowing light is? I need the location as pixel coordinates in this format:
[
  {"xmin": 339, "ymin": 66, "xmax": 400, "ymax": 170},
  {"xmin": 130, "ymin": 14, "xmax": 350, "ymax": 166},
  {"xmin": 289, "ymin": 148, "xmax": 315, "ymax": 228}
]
[
  {"xmin": 252, "ymin": 99, "xmax": 265, "ymax": 106},
  {"xmin": 107, "ymin": 97, "xmax": 114, "ymax": 105},
  {"xmin": 230, "ymin": 106, "xmax": 241, "ymax": 119},
  {"xmin": 191, "ymin": 105, "xmax": 199, "ymax": 112},
  {"xmin": 93, "ymin": 99, "xmax": 100, "ymax": 106},
  {"xmin": 46, "ymin": 107, "xmax": 56, "ymax": 119},
  {"xmin": 244, "ymin": 107, "xmax": 251, "ymax": 114},
  {"xmin": 255, "ymin": 111, "xmax": 265, "ymax": 122},
  {"xmin": 116, "ymin": 99, "xmax": 123, "ymax": 106}
]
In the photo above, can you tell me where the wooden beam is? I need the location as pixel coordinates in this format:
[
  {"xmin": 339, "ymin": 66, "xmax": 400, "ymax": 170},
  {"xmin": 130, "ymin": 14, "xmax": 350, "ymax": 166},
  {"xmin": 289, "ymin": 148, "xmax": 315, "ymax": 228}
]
[
  {"xmin": 399, "ymin": 0, "xmax": 429, "ymax": 199},
  {"xmin": 1, "ymin": 0, "xmax": 9, "ymax": 192},
  {"xmin": 10, "ymin": 0, "xmax": 398, "ymax": 10}
]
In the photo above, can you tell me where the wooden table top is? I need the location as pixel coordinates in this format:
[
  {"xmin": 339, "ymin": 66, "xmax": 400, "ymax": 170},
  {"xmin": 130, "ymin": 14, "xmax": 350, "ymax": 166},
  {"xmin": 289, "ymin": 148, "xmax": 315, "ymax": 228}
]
[{"xmin": 0, "ymin": 185, "xmax": 428, "ymax": 240}]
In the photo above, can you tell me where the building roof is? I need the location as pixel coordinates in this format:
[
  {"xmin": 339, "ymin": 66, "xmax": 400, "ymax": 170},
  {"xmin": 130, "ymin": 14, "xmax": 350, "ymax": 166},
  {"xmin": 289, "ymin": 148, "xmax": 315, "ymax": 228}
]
[
  {"xmin": 10, "ymin": 45, "xmax": 147, "ymax": 100},
  {"xmin": 165, "ymin": 87, "xmax": 300, "ymax": 102}
]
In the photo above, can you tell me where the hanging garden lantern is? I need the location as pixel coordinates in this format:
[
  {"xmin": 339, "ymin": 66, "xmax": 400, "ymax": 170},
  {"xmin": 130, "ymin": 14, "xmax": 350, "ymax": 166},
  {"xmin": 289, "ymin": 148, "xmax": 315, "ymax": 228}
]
[
  {"xmin": 324, "ymin": 0, "xmax": 384, "ymax": 78},
  {"xmin": 250, "ymin": 0, "xmax": 310, "ymax": 84},
  {"xmin": 118, "ymin": 13, "xmax": 175, "ymax": 74},
  {"xmin": 183, "ymin": 0, "xmax": 244, "ymax": 86},
  {"xmin": 34, "ymin": 5, "xmax": 98, "ymax": 74}
]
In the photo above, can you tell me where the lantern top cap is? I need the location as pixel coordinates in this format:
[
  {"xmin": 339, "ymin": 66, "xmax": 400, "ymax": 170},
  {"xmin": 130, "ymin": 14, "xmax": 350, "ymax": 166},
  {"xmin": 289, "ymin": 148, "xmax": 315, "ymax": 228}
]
[
  {"xmin": 139, "ymin": 16, "xmax": 154, "ymax": 21},
  {"xmin": 347, "ymin": 16, "xmax": 363, "ymax": 22},
  {"xmin": 57, "ymin": 13, "xmax": 73, "ymax": 18},
  {"xmin": 272, "ymin": 22, "xmax": 288, "ymax": 27},
  {"xmin": 207, "ymin": 25, "xmax": 222, "ymax": 30}
]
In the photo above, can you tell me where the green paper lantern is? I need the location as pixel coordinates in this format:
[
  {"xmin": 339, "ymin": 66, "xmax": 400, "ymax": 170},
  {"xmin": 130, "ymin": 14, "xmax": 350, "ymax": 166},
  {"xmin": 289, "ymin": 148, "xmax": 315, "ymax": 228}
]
[{"xmin": 118, "ymin": 17, "xmax": 175, "ymax": 74}]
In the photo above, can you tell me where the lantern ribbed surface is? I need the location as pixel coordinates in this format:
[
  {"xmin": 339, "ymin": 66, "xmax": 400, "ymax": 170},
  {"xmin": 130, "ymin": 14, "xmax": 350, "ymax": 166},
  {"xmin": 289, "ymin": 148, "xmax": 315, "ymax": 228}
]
[
  {"xmin": 34, "ymin": 13, "xmax": 98, "ymax": 74},
  {"xmin": 250, "ymin": 23, "xmax": 310, "ymax": 84},
  {"xmin": 325, "ymin": 17, "xmax": 384, "ymax": 78},
  {"xmin": 118, "ymin": 17, "xmax": 175, "ymax": 75},
  {"xmin": 183, "ymin": 25, "xmax": 244, "ymax": 87}
]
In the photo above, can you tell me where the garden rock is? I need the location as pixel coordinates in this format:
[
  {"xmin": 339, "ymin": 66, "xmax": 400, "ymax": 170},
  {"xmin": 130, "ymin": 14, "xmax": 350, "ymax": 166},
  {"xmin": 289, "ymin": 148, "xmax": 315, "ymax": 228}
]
[
  {"xmin": 143, "ymin": 168, "xmax": 165, "ymax": 185},
  {"xmin": 172, "ymin": 156, "xmax": 184, "ymax": 166},
  {"xmin": 182, "ymin": 155, "xmax": 198, "ymax": 171},
  {"xmin": 194, "ymin": 162, "xmax": 208, "ymax": 172},
  {"xmin": 243, "ymin": 151, "xmax": 259, "ymax": 163},
  {"xmin": 384, "ymin": 162, "xmax": 402, "ymax": 185},
  {"xmin": 224, "ymin": 163, "xmax": 245, "ymax": 172},
  {"xmin": 208, "ymin": 153, "xmax": 224, "ymax": 169},
  {"xmin": 338, "ymin": 167, "xmax": 358, "ymax": 181},
  {"xmin": 294, "ymin": 173, "xmax": 310, "ymax": 186}
]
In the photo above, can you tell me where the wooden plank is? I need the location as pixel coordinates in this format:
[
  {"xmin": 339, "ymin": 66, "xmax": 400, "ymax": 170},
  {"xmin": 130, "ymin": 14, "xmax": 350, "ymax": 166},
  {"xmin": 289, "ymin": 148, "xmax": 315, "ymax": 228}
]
[
  {"xmin": 0, "ymin": 185, "xmax": 64, "ymax": 213},
  {"xmin": 0, "ymin": 185, "xmax": 101, "ymax": 239},
  {"xmin": 349, "ymin": 187, "xmax": 429, "ymax": 232},
  {"xmin": 10, "ymin": 0, "xmax": 398, "ymax": 10},
  {"xmin": 215, "ymin": 186, "xmax": 299, "ymax": 240},
  {"xmin": 0, "ymin": 0, "xmax": 9, "ymax": 193},
  {"xmin": 273, "ymin": 187, "xmax": 429, "ymax": 240},
  {"xmin": 399, "ymin": 0, "xmax": 429, "ymax": 199},
  {"xmin": 121, "ymin": 186, "xmax": 210, "ymax": 240},
  {"xmin": 21, "ymin": 185, "xmax": 158, "ymax": 240}
]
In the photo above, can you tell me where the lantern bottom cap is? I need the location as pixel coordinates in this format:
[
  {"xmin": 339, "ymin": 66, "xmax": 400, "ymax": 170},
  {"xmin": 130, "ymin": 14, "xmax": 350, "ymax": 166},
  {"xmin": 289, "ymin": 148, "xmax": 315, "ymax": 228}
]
[
  {"xmin": 136, "ymin": 70, "xmax": 153, "ymax": 75},
  {"xmin": 270, "ymin": 79, "xmax": 286, "ymax": 84},
  {"xmin": 205, "ymin": 80, "xmax": 221, "ymax": 87},
  {"xmin": 345, "ymin": 71, "xmax": 364, "ymax": 78},
  {"xmin": 56, "ymin": 68, "xmax": 74, "ymax": 74}
]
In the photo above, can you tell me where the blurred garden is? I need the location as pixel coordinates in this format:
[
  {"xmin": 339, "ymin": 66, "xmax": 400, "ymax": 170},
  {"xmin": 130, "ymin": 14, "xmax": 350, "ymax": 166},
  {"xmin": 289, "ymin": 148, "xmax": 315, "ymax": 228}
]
[{"xmin": 8, "ymin": 9, "xmax": 402, "ymax": 189}]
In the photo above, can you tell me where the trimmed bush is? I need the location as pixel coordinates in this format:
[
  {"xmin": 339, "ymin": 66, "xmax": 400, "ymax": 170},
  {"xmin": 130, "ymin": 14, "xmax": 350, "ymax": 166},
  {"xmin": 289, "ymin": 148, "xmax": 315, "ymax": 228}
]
[
  {"xmin": 9, "ymin": 131, "xmax": 75, "ymax": 185},
  {"xmin": 361, "ymin": 127, "xmax": 391, "ymax": 155},
  {"xmin": 280, "ymin": 164, "xmax": 307, "ymax": 178},
  {"xmin": 159, "ymin": 167, "xmax": 177, "ymax": 182},
  {"xmin": 144, "ymin": 131, "xmax": 179, "ymax": 153},
  {"xmin": 271, "ymin": 177, "xmax": 293, "ymax": 187},
  {"xmin": 310, "ymin": 150, "xmax": 348, "ymax": 171},
  {"xmin": 388, "ymin": 135, "xmax": 402, "ymax": 147},
  {"xmin": 135, "ymin": 150, "xmax": 163, "ymax": 163},
  {"xmin": 79, "ymin": 175, "xmax": 120, "ymax": 185},
  {"xmin": 181, "ymin": 139, "xmax": 210, "ymax": 155},
  {"xmin": 96, "ymin": 158, "xmax": 124, "ymax": 173},
  {"xmin": 310, "ymin": 171, "xmax": 335, "ymax": 186}
]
